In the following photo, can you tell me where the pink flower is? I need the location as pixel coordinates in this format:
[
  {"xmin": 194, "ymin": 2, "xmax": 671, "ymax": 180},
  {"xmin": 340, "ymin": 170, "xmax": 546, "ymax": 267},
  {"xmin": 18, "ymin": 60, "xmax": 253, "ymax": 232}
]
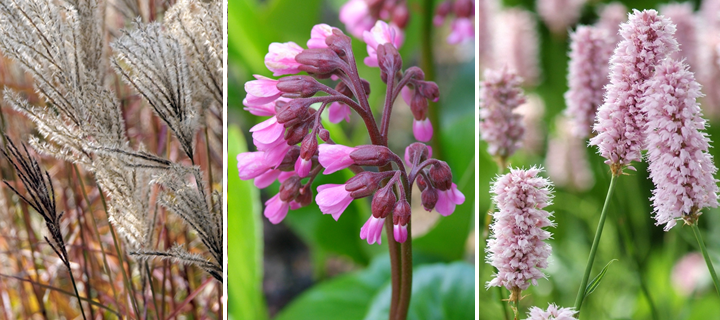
[
  {"xmin": 261, "ymin": 140, "xmax": 292, "ymax": 168},
  {"xmin": 244, "ymin": 75, "xmax": 282, "ymax": 106},
  {"xmin": 316, "ymin": 184, "xmax": 354, "ymax": 220},
  {"xmin": 479, "ymin": 67, "xmax": 526, "ymax": 160},
  {"xmin": 642, "ymin": 60, "xmax": 718, "ymax": 230},
  {"xmin": 327, "ymin": 102, "xmax": 351, "ymax": 123},
  {"xmin": 244, "ymin": 100, "xmax": 276, "ymax": 116},
  {"xmin": 339, "ymin": 0, "xmax": 376, "ymax": 38},
  {"xmin": 393, "ymin": 224, "xmax": 407, "ymax": 243},
  {"xmin": 524, "ymin": 304, "xmax": 577, "ymax": 320},
  {"xmin": 660, "ymin": 3, "xmax": 697, "ymax": 70},
  {"xmin": 363, "ymin": 20, "xmax": 404, "ymax": 67},
  {"xmin": 294, "ymin": 157, "xmax": 312, "ymax": 178},
  {"xmin": 318, "ymin": 144, "xmax": 356, "ymax": 174},
  {"xmin": 264, "ymin": 194, "xmax": 290, "ymax": 224},
  {"xmin": 237, "ymin": 152, "xmax": 272, "ymax": 180},
  {"xmin": 254, "ymin": 169, "xmax": 282, "ymax": 189},
  {"xmin": 564, "ymin": 26, "xmax": 613, "ymax": 138},
  {"xmin": 435, "ymin": 183, "xmax": 465, "ymax": 216},
  {"xmin": 250, "ymin": 116, "xmax": 285, "ymax": 149},
  {"xmin": 492, "ymin": 8, "xmax": 539, "ymax": 85},
  {"xmin": 360, "ymin": 215, "xmax": 385, "ymax": 244},
  {"xmin": 671, "ymin": 252, "xmax": 709, "ymax": 296},
  {"xmin": 447, "ymin": 17, "xmax": 474, "ymax": 44},
  {"xmin": 412, "ymin": 118, "xmax": 433, "ymax": 142},
  {"xmin": 307, "ymin": 24, "xmax": 334, "ymax": 49},
  {"xmin": 589, "ymin": 9, "xmax": 678, "ymax": 171},
  {"xmin": 536, "ymin": 0, "xmax": 586, "ymax": 36},
  {"xmin": 486, "ymin": 167, "xmax": 553, "ymax": 291},
  {"xmin": 265, "ymin": 42, "xmax": 304, "ymax": 76}
]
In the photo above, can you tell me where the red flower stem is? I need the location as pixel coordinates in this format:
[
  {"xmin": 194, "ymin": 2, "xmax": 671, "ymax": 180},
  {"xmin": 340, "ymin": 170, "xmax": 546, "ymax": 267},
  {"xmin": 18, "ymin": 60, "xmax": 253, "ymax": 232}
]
[{"xmin": 395, "ymin": 174, "xmax": 412, "ymax": 320}]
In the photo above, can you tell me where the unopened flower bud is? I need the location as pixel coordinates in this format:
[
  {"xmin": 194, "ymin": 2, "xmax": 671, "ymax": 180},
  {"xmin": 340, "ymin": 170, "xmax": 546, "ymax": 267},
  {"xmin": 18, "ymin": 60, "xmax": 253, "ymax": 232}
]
[
  {"xmin": 429, "ymin": 161, "xmax": 453, "ymax": 190},
  {"xmin": 319, "ymin": 129, "xmax": 330, "ymax": 141},
  {"xmin": 279, "ymin": 175, "xmax": 301, "ymax": 202},
  {"xmin": 421, "ymin": 186, "xmax": 438, "ymax": 211},
  {"xmin": 404, "ymin": 142, "xmax": 431, "ymax": 166},
  {"xmin": 360, "ymin": 79, "xmax": 371, "ymax": 95},
  {"xmin": 326, "ymin": 29, "xmax": 353, "ymax": 58},
  {"xmin": 349, "ymin": 145, "xmax": 394, "ymax": 167},
  {"xmin": 277, "ymin": 76, "xmax": 322, "ymax": 97},
  {"xmin": 417, "ymin": 81, "xmax": 440, "ymax": 102},
  {"xmin": 284, "ymin": 121, "xmax": 312, "ymax": 145},
  {"xmin": 410, "ymin": 91, "xmax": 428, "ymax": 120},
  {"xmin": 405, "ymin": 67, "xmax": 425, "ymax": 81},
  {"xmin": 393, "ymin": 199, "xmax": 411, "ymax": 227},
  {"xmin": 454, "ymin": 0, "xmax": 474, "ymax": 18},
  {"xmin": 296, "ymin": 187, "xmax": 313, "ymax": 207},
  {"xmin": 392, "ymin": 3, "xmax": 409, "ymax": 29},
  {"xmin": 436, "ymin": 1, "xmax": 452, "ymax": 18},
  {"xmin": 336, "ymin": 81, "xmax": 354, "ymax": 97},
  {"xmin": 371, "ymin": 185, "xmax": 396, "ymax": 218},
  {"xmin": 296, "ymin": 48, "xmax": 345, "ymax": 75},
  {"xmin": 277, "ymin": 146, "xmax": 301, "ymax": 171},
  {"xmin": 416, "ymin": 174, "xmax": 428, "ymax": 191},
  {"xmin": 377, "ymin": 43, "xmax": 402, "ymax": 83},
  {"xmin": 300, "ymin": 134, "xmax": 318, "ymax": 161},
  {"xmin": 276, "ymin": 99, "xmax": 311, "ymax": 126},
  {"xmin": 345, "ymin": 171, "xmax": 386, "ymax": 198}
]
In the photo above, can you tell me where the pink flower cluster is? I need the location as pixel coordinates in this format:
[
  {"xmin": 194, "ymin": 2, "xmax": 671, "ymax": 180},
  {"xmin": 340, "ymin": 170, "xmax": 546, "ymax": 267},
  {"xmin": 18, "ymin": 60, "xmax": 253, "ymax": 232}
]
[
  {"xmin": 564, "ymin": 25, "xmax": 613, "ymax": 139},
  {"xmin": 486, "ymin": 167, "xmax": 553, "ymax": 291},
  {"xmin": 339, "ymin": 0, "xmax": 409, "ymax": 39},
  {"xmin": 536, "ymin": 0, "xmax": 586, "ymax": 35},
  {"xmin": 492, "ymin": 8, "xmax": 540, "ymax": 85},
  {"xmin": 433, "ymin": 0, "xmax": 475, "ymax": 44},
  {"xmin": 659, "ymin": 3, "xmax": 697, "ymax": 70},
  {"xmin": 589, "ymin": 9, "xmax": 678, "ymax": 171},
  {"xmin": 642, "ymin": 59, "xmax": 718, "ymax": 230},
  {"xmin": 524, "ymin": 304, "xmax": 577, "ymax": 320},
  {"xmin": 479, "ymin": 67, "xmax": 526, "ymax": 162}
]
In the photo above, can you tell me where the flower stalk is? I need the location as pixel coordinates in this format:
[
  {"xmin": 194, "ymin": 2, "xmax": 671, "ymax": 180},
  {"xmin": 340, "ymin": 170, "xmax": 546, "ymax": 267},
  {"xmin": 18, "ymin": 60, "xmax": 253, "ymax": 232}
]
[{"xmin": 691, "ymin": 222, "xmax": 720, "ymax": 296}]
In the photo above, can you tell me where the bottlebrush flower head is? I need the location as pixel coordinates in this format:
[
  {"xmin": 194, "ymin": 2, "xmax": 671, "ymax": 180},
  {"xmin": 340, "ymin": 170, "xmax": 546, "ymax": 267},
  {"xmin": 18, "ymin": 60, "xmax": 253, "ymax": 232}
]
[
  {"xmin": 564, "ymin": 25, "xmax": 613, "ymax": 139},
  {"xmin": 589, "ymin": 9, "xmax": 678, "ymax": 174},
  {"xmin": 595, "ymin": 2, "xmax": 627, "ymax": 45},
  {"xmin": 524, "ymin": 304, "xmax": 577, "ymax": 320},
  {"xmin": 659, "ymin": 3, "xmax": 697, "ymax": 70},
  {"xmin": 492, "ymin": 8, "xmax": 540, "ymax": 85},
  {"xmin": 486, "ymin": 167, "xmax": 554, "ymax": 291},
  {"xmin": 479, "ymin": 67, "xmax": 526, "ymax": 163},
  {"xmin": 642, "ymin": 59, "xmax": 718, "ymax": 230},
  {"xmin": 537, "ymin": 0, "xmax": 586, "ymax": 36}
]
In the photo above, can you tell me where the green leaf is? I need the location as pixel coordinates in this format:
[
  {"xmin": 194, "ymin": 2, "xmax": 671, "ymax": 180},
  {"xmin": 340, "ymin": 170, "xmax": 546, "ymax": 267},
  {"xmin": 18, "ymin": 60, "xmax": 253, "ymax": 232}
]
[
  {"xmin": 364, "ymin": 262, "xmax": 475, "ymax": 320},
  {"xmin": 274, "ymin": 257, "xmax": 392, "ymax": 320},
  {"xmin": 585, "ymin": 259, "xmax": 618, "ymax": 298},
  {"xmin": 228, "ymin": 125, "xmax": 268, "ymax": 320}
]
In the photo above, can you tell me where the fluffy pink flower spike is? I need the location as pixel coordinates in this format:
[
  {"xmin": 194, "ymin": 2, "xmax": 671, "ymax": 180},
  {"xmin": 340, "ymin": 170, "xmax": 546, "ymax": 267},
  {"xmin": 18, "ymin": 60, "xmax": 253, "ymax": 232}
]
[
  {"xmin": 589, "ymin": 9, "xmax": 678, "ymax": 174},
  {"xmin": 486, "ymin": 167, "xmax": 554, "ymax": 291},
  {"xmin": 642, "ymin": 59, "xmax": 719, "ymax": 230},
  {"xmin": 479, "ymin": 67, "xmax": 526, "ymax": 164},
  {"xmin": 525, "ymin": 304, "xmax": 577, "ymax": 320}
]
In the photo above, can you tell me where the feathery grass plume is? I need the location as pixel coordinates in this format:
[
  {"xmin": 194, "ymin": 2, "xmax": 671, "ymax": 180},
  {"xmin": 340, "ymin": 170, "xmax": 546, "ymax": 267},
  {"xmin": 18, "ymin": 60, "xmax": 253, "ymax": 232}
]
[
  {"xmin": 546, "ymin": 117, "xmax": 594, "ymax": 192},
  {"xmin": 524, "ymin": 304, "xmax": 578, "ymax": 320},
  {"xmin": 659, "ymin": 3, "xmax": 697, "ymax": 71},
  {"xmin": 131, "ymin": 244, "xmax": 222, "ymax": 282},
  {"xmin": 641, "ymin": 59, "xmax": 718, "ymax": 230},
  {"xmin": 0, "ymin": 137, "xmax": 87, "ymax": 319},
  {"xmin": 536, "ymin": 0, "xmax": 586, "ymax": 36},
  {"xmin": 486, "ymin": 167, "xmax": 554, "ymax": 292},
  {"xmin": 564, "ymin": 25, "xmax": 613, "ymax": 139},
  {"xmin": 589, "ymin": 9, "xmax": 678, "ymax": 174},
  {"xmin": 492, "ymin": 8, "xmax": 540, "ymax": 85},
  {"xmin": 112, "ymin": 21, "xmax": 199, "ymax": 161},
  {"xmin": 479, "ymin": 67, "xmax": 526, "ymax": 166}
]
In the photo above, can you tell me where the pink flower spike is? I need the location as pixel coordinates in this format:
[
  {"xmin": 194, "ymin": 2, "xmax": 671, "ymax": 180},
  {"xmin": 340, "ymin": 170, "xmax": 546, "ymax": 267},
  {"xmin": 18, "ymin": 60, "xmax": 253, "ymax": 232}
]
[
  {"xmin": 264, "ymin": 194, "xmax": 290, "ymax": 224},
  {"xmin": 316, "ymin": 184, "xmax": 354, "ymax": 220},
  {"xmin": 318, "ymin": 144, "xmax": 356, "ymax": 174},
  {"xmin": 294, "ymin": 157, "xmax": 312, "ymax": 178},
  {"xmin": 265, "ymin": 42, "xmax": 304, "ymax": 76},
  {"xmin": 327, "ymin": 102, "xmax": 352, "ymax": 123},
  {"xmin": 393, "ymin": 224, "xmax": 407, "ymax": 243},
  {"xmin": 237, "ymin": 152, "xmax": 272, "ymax": 180},
  {"xmin": 412, "ymin": 118, "xmax": 433, "ymax": 142},
  {"xmin": 435, "ymin": 183, "xmax": 465, "ymax": 216},
  {"xmin": 525, "ymin": 304, "xmax": 577, "ymax": 320},
  {"xmin": 244, "ymin": 75, "xmax": 282, "ymax": 106},
  {"xmin": 254, "ymin": 169, "xmax": 281, "ymax": 189},
  {"xmin": 363, "ymin": 21, "xmax": 404, "ymax": 67},
  {"xmin": 307, "ymin": 24, "xmax": 335, "ymax": 49},
  {"xmin": 360, "ymin": 216, "xmax": 385, "ymax": 245},
  {"xmin": 479, "ymin": 67, "xmax": 526, "ymax": 160},
  {"xmin": 339, "ymin": 0, "xmax": 375, "ymax": 38},
  {"xmin": 447, "ymin": 17, "xmax": 475, "ymax": 45},
  {"xmin": 250, "ymin": 116, "xmax": 285, "ymax": 147}
]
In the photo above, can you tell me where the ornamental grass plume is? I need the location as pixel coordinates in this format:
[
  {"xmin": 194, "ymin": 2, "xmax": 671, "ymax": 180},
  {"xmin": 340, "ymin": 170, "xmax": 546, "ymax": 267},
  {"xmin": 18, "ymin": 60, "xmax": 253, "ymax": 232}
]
[
  {"xmin": 659, "ymin": 3, "xmax": 697, "ymax": 70},
  {"xmin": 525, "ymin": 304, "xmax": 578, "ymax": 320},
  {"xmin": 479, "ymin": 67, "xmax": 526, "ymax": 166},
  {"xmin": 641, "ymin": 59, "xmax": 718, "ymax": 230},
  {"xmin": 486, "ymin": 167, "xmax": 554, "ymax": 296},
  {"xmin": 492, "ymin": 8, "xmax": 540, "ymax": 85},
  {"xmin": 589, "ymin": 9, "xmax": 678, "ymax": 174},
  {"xmin": 564, "ymin": 25, "xmax": 613, "ymax": 139}
]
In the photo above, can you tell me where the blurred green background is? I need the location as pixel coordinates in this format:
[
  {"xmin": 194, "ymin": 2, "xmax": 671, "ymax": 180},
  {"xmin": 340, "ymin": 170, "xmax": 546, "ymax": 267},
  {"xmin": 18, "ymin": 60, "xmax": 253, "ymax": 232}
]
[
  {"xmin": 228, "ymin": 0, "xmax": 476, "ymax": 319},
  {"xmin": 477, "ymin": 0, "xmax": 720, "ymax": 319}
]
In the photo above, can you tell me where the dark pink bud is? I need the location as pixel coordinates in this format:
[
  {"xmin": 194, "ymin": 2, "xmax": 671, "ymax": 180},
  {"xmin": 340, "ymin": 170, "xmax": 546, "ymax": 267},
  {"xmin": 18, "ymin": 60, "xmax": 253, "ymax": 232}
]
[
  {"xmin": 277, "ymin": 146, "xmax": 301, "ymax": 171},
  {"xmin": 318, "ymin": 128, "xmax": 330, "ymax": 141},
  {"xmin": 416, "ymin": 174, "xmax": 428, "ymax": 191},
  {"xmin": 360, "ymin": 79, "xmax": 372, "ymax": 96},
  {"xmin": 405, "ymin": 67, "xmax": 425, "ymax": 80},
  {"xmin": 454, "ymin": 0, "xmax": 474, "ymax": 18},
  {"xmin": 371, "ymin": 185, "xmax": 396, "ymax": 218},
  {"xmin": 377, "ymin": 43, "xmax": 402, "ymax": 83},
  {"xmin": 326, "ymin": 29, "xmax": 353, "ymax": 59},
  {"xmin": 392, "ymin": 199, "xmax": 411, "ymax": 226},
  {"xmin": 277, "ymin": 76, "xmax": 322, "ymax": 97},
  {"xmin": 349, "ymin": 145, "xmax": 394, "ymax": 167},
  {"xmin": 296, "ymin": 187, "xmax": 313, "ymax": 207},
  {"xmin": 300, "ymin": 133, "xmax": 318, "ymax": 161},
  {"xmin": 284, "ymin": 121, "xmax": 312, "ymax": 145},
  {"xmin": 417, "ymin": 81, "xmax": 440, "ymax": 102},
  {"xmin": 296, "ymin": 48, "xmax": 345, "ymax": 75},
  {"xmin": 276, "ymin": 99, "xmax": 311, "ymax": 126},
  {"xmin": 279, "ymin": 175, "xmax": 301, "ymax": 202},
  {"xmin": 410, "ymin": 90, "xmax": 428, "ymax": 120},
  {"xmin": 405, "ymin": 142, "xmax": 431, "ymax": 166},
  {"xmin": 345, "ymin": 171, "xmax": 386, "ymax": 198},
  {"xmin": 392, "ymin": 3, "xmax": 409, "ymax": 29},
  {"xmin": 429, "ymin": 161, "xmax": 453, "ymax": 191},
  {"xmin": 436, "ymin": 1, "xmax": 452, "ymax": 17},
  {"xmin": 336, "ymin": 81, "xmax": 354, "ymax": 97},
  {"xmin": 421, "ymin": 186, "xmax": 438, "ymax": 211}
]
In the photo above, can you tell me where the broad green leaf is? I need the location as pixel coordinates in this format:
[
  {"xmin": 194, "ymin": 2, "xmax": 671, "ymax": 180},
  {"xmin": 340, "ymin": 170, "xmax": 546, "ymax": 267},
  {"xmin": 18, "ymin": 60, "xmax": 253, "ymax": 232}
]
[
  {"xmin": 228, "ymin": 126, "xmax": 268, "ymax": 320},
  {"xmin": 585, "ymin": 259, "xmax": 618, "ymax": 298},
  {"xmin": 274, "ymin": 257, "xmax": 392, "ymax": 320},
  {"xmin": 364, "ymin": 262, "xmax": 475, "ymax": 320}
]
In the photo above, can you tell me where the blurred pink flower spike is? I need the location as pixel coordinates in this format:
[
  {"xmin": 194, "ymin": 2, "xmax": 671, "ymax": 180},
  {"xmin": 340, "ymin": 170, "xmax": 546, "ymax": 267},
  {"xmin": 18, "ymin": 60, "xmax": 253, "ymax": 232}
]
[
  {"xmin": 363, "ymin": 20, "xmax": 404, "ymax": 67},
  {"xmin": 360, "ymin": 216, "xmax": 386, "ymax": 245},
  {"xmin": 447, "ymin": 17, "xmax": 474, "ymax": 44},
  {"xmin": 318, "ymin": 144, "xmax": 356, "ymax": 174},
  {"xmin": 265, "ymin": 42, "xmax": 304, "ymax": 76},
  {"xmin": 316, "ymin": 184, "xmax": 355, "ymax": 220}
]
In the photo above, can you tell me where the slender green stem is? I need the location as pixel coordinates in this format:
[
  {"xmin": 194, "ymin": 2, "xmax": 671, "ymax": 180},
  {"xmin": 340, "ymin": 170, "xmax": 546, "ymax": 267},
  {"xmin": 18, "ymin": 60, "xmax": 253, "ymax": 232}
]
[
  {"xmin": 498, "ymin": 286, "xmax": 510, "ymax": 320},
  {"xmin": 574, "ymin": 174, "xmax": 618, "ymax": 314},
  {"xmin": 691, "ymin": 222, "xmax": 720, "ymax": 296}
]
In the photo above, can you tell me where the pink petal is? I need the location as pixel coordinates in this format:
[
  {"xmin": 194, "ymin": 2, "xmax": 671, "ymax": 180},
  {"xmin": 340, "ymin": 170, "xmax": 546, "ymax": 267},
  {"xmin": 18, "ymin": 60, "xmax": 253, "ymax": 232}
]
[
  {"xmin": 264, "ymin": 194, "xmax": 290, "ymax": 224},
  {"xmin": 316, "ymin": 184, "xmax": 354, "ymax": 220},
  {"xmin": 413, "ymin": 118, "xmax": 434, "ymax": 142},
  {"xmin": 327, "ymin": 102, "xmax": 352, "ymax": 123},
  {"xmin": 318, "ymin": 144, "xmax": 356, "ymax": 174}
]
